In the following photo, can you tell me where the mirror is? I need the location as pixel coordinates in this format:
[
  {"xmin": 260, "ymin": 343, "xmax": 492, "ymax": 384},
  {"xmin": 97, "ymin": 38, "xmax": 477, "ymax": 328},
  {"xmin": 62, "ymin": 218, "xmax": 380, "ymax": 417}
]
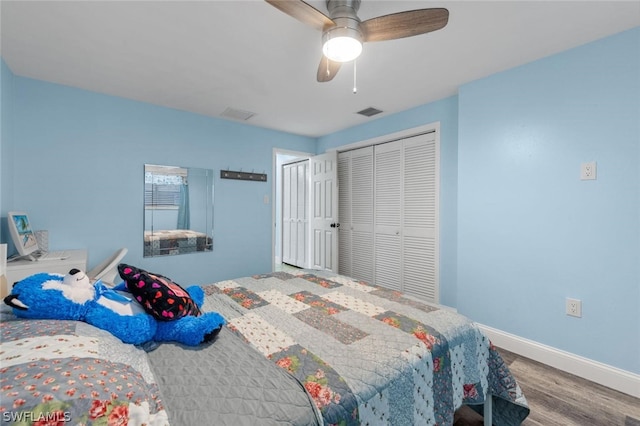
[{"xmin": 144, "ymin": 164, "xmax": 214, "ymax": 257}]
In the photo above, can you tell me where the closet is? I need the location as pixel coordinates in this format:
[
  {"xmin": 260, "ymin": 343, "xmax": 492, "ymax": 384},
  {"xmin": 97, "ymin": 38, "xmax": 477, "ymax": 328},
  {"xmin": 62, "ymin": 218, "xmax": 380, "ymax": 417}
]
[{"xmin": 338, "ymin": 131, "xmax": 439, "ymax": 302}]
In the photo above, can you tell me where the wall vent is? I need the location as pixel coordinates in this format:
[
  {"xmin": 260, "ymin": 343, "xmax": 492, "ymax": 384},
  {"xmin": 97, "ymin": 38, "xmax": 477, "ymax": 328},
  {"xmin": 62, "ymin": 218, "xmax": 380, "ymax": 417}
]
[
  {"xmin": 357, "ymin": 107, "xmax": 383, "ymax": 117},
  {"xmin": 221, "ymin": 107, "xmax": 256, "ymax": 121}
]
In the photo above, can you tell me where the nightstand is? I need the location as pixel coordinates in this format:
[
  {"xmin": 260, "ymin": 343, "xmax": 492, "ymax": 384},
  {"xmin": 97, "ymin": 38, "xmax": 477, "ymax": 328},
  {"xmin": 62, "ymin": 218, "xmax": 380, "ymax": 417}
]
[{"xmin": 5, "ymin": 249, "xmax": 88, "ymax": 290}]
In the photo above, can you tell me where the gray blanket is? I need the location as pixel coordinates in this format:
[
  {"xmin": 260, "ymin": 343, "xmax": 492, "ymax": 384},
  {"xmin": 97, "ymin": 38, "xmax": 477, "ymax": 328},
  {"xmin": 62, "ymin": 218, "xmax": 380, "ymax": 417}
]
[{"xmin": 146, "ymin": 326, "xmax": 322, "ymax": 426}]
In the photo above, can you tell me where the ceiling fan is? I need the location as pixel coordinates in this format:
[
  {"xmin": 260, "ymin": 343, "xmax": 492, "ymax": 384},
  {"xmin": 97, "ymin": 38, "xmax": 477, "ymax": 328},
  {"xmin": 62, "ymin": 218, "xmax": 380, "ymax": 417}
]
[{"xmin": 265, "ymin": 0, "xmax": 449, "ymax": 82}]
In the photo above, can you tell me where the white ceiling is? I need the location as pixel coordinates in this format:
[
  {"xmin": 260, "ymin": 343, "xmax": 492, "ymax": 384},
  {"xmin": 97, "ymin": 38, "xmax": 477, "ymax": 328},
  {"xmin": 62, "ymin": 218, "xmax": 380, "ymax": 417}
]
[{"xmin": 1, "ymin": 1, "xmax": 639, "ymax": 138}]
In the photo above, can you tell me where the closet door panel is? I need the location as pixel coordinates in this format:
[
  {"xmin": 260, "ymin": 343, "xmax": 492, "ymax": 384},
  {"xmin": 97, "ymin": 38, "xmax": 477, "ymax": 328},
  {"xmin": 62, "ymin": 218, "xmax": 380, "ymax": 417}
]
[
  {"xmin": 374, "ymin": 233, "xmax": 401, "ymax": 291},
  {"xmin": 338, "ymin": 147, "xmax": 374, "ymax": 282},
  {"xmin": 290, "ymin": 165, "xmax": 300, "ymax": 266},
  {"xmin": 282, "ymin": 161, "xmax": 309, "ymax": 268},
  {"xmin": 350, "ymin": 147, "xmax": 374, "ymax": 283},
  {"xmin": 402, "ymin": 237, "xmax": 438, "ymax": 302},
  {"xmin": 374, "ymin": 141, "xmax": 403, "ymax": 290},
  {"xmin": 402, "ymin": 133, "xmax": 438, "ymax": 301},
  {"xmin": 403, "ymin": 235, "xmax": 436, "ymax": 301},
  {"xmin": 374, "ymin": 142, "xmax": 402, "ymax": 228},
  {"xmin": 338, "ymin": 153, "xmax": 352, "ymax": 277},
  {"xmin": 295, "ymin": 162, "xmax": 308, "ymax": 268},
  {"xmin": 351, "ymin": 149, "xmax": 374, "ymax": 231},
  {"xmin": 282, "ymin": 164, "xmax": 294, "ymax": 265},
  {"xmin": 352, "ymin": 231, "xmax": 374, "ymax": 283}
]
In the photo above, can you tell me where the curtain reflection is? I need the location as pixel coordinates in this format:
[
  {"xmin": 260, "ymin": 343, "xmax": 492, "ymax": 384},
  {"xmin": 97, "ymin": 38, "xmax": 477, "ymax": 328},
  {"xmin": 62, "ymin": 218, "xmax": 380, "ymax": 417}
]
[{"xmin": 177, "ymin": 183, "xmax": 190, "ymax": 230}]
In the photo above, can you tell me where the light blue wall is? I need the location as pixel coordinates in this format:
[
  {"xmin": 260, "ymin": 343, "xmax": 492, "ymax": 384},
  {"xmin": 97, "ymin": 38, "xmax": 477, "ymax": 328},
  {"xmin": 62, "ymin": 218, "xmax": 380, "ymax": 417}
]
[
  {"xmin": 1, "ymin": 59, "xmax": 15, "ymax": 241},
  {"xmin": 2, "ymin": 74, "xmax": 316, "ymax": 285},
  {"xmin": 1, "ymin": 27, "xmax": 638, "ymax": 374},
  {"xmin": 318, "ymin": 96, "xmax": 459, "ymax": 308},
  {"xmin": 457, "ymin": 27, "xmax": 639, "ymax": 373}
]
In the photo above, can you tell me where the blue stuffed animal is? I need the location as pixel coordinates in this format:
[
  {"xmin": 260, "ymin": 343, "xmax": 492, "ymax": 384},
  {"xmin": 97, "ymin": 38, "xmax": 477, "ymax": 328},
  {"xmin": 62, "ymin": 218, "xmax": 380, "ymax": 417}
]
[{"xmin": 3, "ymin": 269, "xmax": 225, "ymax": 347}]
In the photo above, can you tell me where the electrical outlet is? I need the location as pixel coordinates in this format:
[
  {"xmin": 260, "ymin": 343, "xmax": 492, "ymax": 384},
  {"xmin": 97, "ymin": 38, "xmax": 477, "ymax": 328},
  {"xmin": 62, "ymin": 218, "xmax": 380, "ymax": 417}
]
[
  {"xmin": 580, "ymin": 162, "xmax": 597, "ymax": 180},
  {"xmin": 566, "ymin": 298, "xmax": 582, "ymax": 318}
]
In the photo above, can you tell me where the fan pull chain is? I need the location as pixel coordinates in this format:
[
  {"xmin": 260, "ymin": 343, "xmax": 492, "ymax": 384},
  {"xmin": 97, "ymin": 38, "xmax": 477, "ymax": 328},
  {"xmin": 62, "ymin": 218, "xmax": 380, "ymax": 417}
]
[{"xmin": 353, "ymin": 60, "xmax": 357, "ymax": 94}]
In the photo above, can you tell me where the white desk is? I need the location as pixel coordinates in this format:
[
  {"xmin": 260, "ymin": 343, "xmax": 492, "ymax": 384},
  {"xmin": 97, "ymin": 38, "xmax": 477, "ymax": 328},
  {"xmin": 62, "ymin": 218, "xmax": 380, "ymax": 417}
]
[{"xmin": 5, "ymin": 249, "xmax": 88, "ymax": 292}]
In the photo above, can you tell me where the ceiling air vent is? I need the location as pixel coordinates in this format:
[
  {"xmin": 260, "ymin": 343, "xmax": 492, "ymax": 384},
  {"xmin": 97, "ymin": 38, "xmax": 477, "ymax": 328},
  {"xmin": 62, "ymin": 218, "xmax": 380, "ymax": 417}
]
[
  {"xmin": 221, "ymin": 107, "xmax": 256, "ymax": 121},
  {"xmin": 357, "ymin": 107, "xmax": 383, "ymax": 117}
]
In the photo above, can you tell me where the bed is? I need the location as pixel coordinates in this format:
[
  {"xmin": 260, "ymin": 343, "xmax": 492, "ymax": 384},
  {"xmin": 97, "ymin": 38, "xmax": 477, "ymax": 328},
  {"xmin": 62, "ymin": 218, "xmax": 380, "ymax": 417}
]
[
  {"xmin": 143, "ymin": 230, "xmax": 212, "ymax": 256},
  {"xmin": 0, "ymin": 269, "xmax": 529, "ymax": 425}
]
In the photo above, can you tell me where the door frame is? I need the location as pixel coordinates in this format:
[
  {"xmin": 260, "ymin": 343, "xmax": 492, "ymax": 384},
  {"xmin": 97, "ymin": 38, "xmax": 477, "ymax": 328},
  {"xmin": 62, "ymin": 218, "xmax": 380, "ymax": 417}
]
[
  {"xmin": 326, "ymin": 122, "xmax": 440, "ymax": 154},
  {"xmin": 272, "ymin": 148, "xmax": 312, "ymax": 272}
]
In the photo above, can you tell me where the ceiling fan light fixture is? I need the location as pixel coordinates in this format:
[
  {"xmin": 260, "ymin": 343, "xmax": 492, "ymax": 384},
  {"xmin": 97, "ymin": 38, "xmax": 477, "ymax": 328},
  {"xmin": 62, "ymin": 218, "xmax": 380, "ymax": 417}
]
[{"xmin": 322, "ymin": 26, "xmax": 362, "ymax": 62}]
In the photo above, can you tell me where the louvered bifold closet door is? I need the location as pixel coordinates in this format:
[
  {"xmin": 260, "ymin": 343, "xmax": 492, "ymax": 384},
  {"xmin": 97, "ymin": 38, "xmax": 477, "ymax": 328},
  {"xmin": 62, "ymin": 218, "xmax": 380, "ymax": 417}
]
[
  {"xmin": 351, "ymin": 147, "xmax": 374, "ymax": 283},
  {"xmin": 338, "ymin": 153, "xmax": 352, "ymax": 277},
  {"xmin": 374, "ymin": 141, "xmax": 403, "ymax": 291},
  {"xmin": 339, "ymin": 147, "xmax": 374, "ymax": 283},
  {"xmin": 402, "ymin": 133, "xmax": 438, "ymax": 301}
]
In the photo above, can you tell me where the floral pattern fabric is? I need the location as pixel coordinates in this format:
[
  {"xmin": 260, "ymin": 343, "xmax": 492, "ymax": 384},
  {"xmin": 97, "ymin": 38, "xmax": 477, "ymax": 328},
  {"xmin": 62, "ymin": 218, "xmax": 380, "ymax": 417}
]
[
  {"xmin": 0, "ymin": 317, "xmax": 168, "ymax": 425},
  {"xmin": 204, "ymin": 271, "xmax": 530, "ymax": 426}
]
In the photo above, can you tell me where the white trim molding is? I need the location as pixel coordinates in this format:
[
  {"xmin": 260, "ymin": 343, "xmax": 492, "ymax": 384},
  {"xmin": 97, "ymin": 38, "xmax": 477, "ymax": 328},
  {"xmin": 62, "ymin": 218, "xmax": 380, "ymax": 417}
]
[{"xmin": 478, "ymin": 324, "xmax": 640, "ymax": 399}]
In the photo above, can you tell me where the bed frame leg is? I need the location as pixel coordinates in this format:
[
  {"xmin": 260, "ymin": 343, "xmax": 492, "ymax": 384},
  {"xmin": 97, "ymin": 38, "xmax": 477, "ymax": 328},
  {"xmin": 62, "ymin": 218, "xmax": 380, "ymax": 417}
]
[{"xmin": 484, "ymin": 393, "xmax": 493, "ymax": 426}]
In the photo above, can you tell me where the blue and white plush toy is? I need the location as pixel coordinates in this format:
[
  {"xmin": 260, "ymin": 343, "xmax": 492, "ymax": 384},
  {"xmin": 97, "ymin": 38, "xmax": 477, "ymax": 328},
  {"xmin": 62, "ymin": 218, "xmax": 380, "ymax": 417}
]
[{"xmin": 3, "ymin": 269, "xmax": 225, "ymax": 347}]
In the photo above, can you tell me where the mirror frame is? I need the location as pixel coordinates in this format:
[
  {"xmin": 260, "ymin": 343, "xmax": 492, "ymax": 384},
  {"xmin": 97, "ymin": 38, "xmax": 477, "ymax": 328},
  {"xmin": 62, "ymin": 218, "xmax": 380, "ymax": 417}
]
[{"xmin": 143, "ymin": 164, "xmax": 214, "ymax": 257}]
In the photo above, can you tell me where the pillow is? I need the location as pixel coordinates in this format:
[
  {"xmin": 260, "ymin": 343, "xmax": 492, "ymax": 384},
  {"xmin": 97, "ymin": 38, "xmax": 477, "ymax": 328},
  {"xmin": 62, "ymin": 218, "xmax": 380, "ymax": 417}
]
[{"xmin": 117, "ymin": 263, "xmax": 201, "ymax": 321}]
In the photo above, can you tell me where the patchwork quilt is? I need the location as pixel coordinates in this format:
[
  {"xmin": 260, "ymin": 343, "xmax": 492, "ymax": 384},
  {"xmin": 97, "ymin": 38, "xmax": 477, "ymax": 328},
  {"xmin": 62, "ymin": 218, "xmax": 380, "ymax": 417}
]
[
  {"xmin": 202, "ymin": 270, "xmax": 530, "ymax": 426},
  {"xmin": 144, "ymin": 230, "xmax": 212, "ymax": 256}
]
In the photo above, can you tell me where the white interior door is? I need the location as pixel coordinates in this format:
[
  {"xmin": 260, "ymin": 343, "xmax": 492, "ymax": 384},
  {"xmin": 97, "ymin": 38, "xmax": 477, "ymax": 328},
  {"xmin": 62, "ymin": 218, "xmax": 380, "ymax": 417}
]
[
  {"xmin": 295, "ymin": 162, "xmax": 308, "ymax": 267},
  {"xmin": 282, "ymin": 164, "xmax": 294, "ymax": 265},
  {"xmin": 281, "ymin": 161, "xmax": 309, "ymax": 268},
  {"xmin": 310, "ymin": 151, "xmax": 338, "ymax": 272}
]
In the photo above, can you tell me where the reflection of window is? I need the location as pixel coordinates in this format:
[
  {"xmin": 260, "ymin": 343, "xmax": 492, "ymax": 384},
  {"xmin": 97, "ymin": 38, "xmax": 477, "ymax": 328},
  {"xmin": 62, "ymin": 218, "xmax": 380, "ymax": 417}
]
[{"xmin": 144, "ymin": 169, "xmax": 186, "ymax": 208}]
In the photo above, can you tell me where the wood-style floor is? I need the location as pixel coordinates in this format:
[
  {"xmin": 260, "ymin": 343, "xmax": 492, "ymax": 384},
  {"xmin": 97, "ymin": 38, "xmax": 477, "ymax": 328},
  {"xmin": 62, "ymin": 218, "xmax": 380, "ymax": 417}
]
[
  {"xmin": 498, "ymin": 348, "xmax": 640, "ymax": 425},
  {"xmin": 456, "ymin": 348, "xmax": 640, "ymax": 425}
]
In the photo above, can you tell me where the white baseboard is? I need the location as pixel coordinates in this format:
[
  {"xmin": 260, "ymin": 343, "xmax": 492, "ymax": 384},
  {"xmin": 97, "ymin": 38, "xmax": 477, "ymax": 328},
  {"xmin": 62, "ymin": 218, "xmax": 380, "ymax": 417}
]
[{"xmin": 477, "ymin": 324, "xmax": 640, "ymax": 399}]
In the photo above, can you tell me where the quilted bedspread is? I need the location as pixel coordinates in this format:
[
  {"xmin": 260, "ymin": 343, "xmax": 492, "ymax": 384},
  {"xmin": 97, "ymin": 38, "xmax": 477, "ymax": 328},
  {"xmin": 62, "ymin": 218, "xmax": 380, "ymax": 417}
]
[
  {"xmin": 145, "ymin": 326, "xmax": 322, "ymax": 425},
  {"xmin": 201, "ymin": 270, "xmax": 530, "ymax": 426}
]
